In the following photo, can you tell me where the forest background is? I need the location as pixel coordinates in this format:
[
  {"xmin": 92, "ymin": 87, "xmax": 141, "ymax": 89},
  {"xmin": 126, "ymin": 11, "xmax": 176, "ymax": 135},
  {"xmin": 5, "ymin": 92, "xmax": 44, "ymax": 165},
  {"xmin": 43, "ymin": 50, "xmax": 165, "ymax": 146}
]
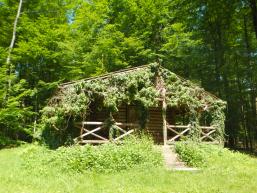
[{"xmin": 0, "ymin": 0, "xmax": 256, "ymax": 151}]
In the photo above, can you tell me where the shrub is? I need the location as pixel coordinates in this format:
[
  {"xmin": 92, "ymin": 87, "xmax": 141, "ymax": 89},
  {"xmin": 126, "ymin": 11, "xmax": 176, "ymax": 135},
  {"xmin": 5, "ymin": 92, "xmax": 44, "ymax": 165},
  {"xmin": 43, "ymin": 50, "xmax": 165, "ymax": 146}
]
[
  {"xmin": 175, "ymin": 141, "xmax": 206, "ymax": 167},
  {"xmin": 22, "ymin": 135, "xmax": 163, "ymax": 174},
  {"xmin": 175, "ymin": 141, "xmax": 229, "ymax": 167}
]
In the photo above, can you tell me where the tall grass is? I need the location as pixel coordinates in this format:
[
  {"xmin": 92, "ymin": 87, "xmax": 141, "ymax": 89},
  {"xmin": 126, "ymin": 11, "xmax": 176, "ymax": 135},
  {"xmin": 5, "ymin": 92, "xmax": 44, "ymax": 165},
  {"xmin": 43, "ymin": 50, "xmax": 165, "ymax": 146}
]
[
  {"xmin": 175, "ymin": 141, "xmax": 257, "ymax": 170},
  {"xmin": 0, "ymin": 139, "xmax": 257, "ymax": 193},
  {"xmin": 21, "ymin": 135, "xmax": 162, "ymax": 173}
]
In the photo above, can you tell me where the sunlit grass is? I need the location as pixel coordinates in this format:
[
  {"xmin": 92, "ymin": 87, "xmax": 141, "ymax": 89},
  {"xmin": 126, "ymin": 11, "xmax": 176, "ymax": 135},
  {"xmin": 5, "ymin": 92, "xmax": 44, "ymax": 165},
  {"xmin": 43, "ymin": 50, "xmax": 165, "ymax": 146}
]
[{"xmin": 0, "ymin": 144, "xmax": 256, "ymax": 193}]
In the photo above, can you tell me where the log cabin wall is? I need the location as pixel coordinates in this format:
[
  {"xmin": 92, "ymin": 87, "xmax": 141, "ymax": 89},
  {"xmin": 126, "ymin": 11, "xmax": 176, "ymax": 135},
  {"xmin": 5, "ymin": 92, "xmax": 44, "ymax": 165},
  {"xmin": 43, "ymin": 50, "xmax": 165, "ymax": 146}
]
[{"xmin": 147, "ymin": 107, "xmax": 163, "ymax": 143}]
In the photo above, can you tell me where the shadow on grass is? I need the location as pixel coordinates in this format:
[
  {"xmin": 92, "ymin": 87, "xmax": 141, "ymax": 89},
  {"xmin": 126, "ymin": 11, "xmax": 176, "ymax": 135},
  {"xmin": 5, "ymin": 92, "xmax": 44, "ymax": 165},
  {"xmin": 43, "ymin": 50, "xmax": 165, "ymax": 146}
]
[
  {"xmin": 0, "ymin": 135, "xmax": 25, "ymax": 150},
  {"xmin": 227, "ymin": 146, "xmax": 257, "ymax": 158}
]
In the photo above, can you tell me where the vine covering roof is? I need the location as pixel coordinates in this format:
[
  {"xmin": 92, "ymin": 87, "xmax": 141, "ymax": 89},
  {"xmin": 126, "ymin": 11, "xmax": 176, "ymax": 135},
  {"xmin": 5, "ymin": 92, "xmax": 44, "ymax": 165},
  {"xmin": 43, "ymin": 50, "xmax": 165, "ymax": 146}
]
[{"xmin": 59, "ymin": 64, "xmax": 221, "ymax": 102}]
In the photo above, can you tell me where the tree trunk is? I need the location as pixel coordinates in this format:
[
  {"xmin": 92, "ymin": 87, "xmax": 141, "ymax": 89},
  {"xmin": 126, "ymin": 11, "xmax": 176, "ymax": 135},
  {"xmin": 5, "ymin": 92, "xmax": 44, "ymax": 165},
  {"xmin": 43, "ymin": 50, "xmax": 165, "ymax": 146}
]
[
  {"xmin": 243, "ymin": 15, "xmax": 257, "ymax": 151},
  {"xmin": 5, "ymin": 0, "xmax": 23, "ymax": 102},
  {"xmin": 235, "ymin": 52, "xmax": 249, "ymax": 149}
]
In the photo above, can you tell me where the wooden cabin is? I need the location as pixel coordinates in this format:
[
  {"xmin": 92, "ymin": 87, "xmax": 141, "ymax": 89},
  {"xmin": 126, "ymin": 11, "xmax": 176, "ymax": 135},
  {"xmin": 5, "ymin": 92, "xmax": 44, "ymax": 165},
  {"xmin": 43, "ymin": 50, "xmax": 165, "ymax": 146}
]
[{"xmin": 56, "ymin": 64, "xmax": 226, "ymax": 145}]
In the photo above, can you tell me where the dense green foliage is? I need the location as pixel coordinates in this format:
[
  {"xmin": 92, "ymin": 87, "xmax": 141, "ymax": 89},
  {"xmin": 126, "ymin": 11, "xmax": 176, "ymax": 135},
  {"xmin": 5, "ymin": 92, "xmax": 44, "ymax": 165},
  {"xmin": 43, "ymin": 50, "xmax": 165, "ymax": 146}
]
[
  {"xmin": 22, "ymin": 136, "xmax": 162, "ymax": 173},
  {"xmin": 0, "ymin": 143, "xmax": 257, "ymax": 192},
  {"xmin": 175, "ymin": 142, "xmax": 207, "ymax": 167},
  {"xmin": 175, "ymin": 142, "xmax": 226, "ymax": 167},
  {"xmin": 0, "ymin": 0, "xmax": 256, "ymax": 150}
]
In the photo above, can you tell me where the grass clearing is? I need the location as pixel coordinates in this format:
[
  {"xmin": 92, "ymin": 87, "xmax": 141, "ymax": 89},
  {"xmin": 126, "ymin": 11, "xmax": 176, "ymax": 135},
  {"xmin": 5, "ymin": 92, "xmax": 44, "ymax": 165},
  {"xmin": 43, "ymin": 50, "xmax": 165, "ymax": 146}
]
[{"xmin": 0, "ymin": 142, "xmax": 257, "ymax": 193}]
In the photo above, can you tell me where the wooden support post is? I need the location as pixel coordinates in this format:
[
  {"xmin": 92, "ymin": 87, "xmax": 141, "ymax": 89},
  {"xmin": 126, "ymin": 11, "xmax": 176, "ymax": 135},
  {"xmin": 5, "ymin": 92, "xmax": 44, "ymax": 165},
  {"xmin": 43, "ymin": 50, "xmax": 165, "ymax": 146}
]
[{"xmin": 162, "ymin": 88, "xmax": 167, "ymax": 145}]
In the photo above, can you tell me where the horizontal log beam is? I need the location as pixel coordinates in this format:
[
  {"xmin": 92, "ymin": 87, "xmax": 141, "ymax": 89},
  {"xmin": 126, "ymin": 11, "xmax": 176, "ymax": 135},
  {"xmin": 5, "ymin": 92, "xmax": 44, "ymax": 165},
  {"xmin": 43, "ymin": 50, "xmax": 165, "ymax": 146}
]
[
  {"xmin": 200, "ymin": 126, "xmax": 215, "ymax": 130},
  {"xmin": 168, "ymin": 125, "xmax": 191, "ymax": 129},
  {"xmin": 79, "ymin": 140, "xmax": 109, "ymax": 144},
  {"xmin": 82, "ymin": 122, "xmax": 103, "ymax": 125},
  {"xmin": 167, "ymin": 124, "xmax": 215, "ymax": 130},
  {"xmin": 80, "ymin": 122, "xmax": 139, "ymax": 127}
]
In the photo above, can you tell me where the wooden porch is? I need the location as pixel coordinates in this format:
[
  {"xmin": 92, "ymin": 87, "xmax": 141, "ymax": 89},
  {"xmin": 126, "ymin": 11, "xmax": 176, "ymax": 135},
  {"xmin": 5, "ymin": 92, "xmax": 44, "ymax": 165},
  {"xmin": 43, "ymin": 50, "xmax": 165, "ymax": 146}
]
[{"xmin": 74, "ymin": 120, "xmax": 218, "ymax": 144}]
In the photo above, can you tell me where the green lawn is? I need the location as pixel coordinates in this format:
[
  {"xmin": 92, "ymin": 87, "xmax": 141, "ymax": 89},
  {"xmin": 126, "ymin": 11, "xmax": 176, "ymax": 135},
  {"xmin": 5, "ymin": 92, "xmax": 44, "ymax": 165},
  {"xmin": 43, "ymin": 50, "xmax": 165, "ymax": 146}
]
[{"xmin": 0, "ymin": 145, "xmax": 257, "ymax": 193}]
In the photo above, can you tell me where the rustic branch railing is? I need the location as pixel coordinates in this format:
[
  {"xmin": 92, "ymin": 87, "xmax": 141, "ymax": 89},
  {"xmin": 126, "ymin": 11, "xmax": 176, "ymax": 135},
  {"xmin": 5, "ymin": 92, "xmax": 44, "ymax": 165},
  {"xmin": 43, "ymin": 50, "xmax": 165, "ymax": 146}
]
[
  {"xmin": 166, "ymin": 123, "xmax": 217, "ymax": 144},
  {"xmin": 74, "ymin": 121, "xmax": 138, "ymax": 144},
  {"xmin": 75, "ymin": 121, "xmax": 217, "ymax": 144}
]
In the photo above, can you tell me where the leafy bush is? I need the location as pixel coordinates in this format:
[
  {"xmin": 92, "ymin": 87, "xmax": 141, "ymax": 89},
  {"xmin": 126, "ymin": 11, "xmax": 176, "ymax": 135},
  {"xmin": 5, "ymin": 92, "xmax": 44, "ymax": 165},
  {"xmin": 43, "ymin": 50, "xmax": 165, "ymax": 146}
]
[
  {"xmin": 175, "ymin": 142, "xmax": 206, "ymax": 167},
  {"xmin": 175, "ymin": 142, "xmax": 226, "ymax": 167},
  {"xmin": 21, "ymin": 135, "xmax": 162, "ymax": 174}
]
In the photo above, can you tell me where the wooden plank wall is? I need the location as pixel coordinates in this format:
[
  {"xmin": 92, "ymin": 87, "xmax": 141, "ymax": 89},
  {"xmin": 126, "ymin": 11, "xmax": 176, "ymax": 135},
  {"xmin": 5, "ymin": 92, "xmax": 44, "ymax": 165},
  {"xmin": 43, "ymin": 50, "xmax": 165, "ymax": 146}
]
[{"xmin": 147, "ymin": 107, "xmax": 163, "ymax": 143}]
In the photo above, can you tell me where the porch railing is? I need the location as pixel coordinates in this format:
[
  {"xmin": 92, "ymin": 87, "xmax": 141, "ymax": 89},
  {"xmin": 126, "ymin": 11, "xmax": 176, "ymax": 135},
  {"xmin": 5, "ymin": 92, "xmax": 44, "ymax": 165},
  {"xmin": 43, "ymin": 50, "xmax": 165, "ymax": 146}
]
[
  {"xmin": 74, "ymin": 121, "xmax": 138, "ymax": 144},
  {"xmin": 166, "ymin": 123, "xmax": 217, "ymax": 144},
  {"xmin": 74, "ymin": 121, "xmax": 218, "ymax": 144}
]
